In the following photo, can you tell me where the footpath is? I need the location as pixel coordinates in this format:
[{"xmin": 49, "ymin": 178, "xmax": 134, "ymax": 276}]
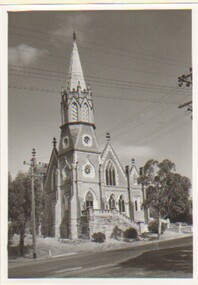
[{"xmin": 8, "ymin": 231, "xmax": 192, "ymax": 267}]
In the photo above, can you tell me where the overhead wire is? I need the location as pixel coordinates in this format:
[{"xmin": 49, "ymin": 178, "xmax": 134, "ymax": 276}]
[
  {"xmin": 9, "ymin": 27, "xmax": 192, "ymax": 144},
  {"xmin": 10, "ymin": 25, "xmax": 190, "ymax": 67},
  {"xmin": 8, "ymin": 68, "xmax": 190, "ymax": 97},
  {"xmin": 109, "ymin": 86, "xmax": 184, "ymax": 136},
  {"xmin": 139, "ymin": 119, "xmax": 191, "ymax": 146},
  {"xmin": 9, "ymin": 30, "xmax": 190, "ymax": 69},
  {"xmin": 125, "ymin": 113, "xmax": 188, "ymax": 146},
  {"xmin": 8, "ymin": 85, "xmax": 183, "ymax": 105}
]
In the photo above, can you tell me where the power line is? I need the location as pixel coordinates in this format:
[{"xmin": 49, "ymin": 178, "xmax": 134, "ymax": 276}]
[
  {"xmin": 137, "ymin": 118, "xmax": 191, "ymax": 146},
  {"xmin": 9, "ymin": 70, "xmax": 190, "ymax": 97},
  {"xmin": 108, "ymin": 86, "xmax": 183, "ymax": 134},
  {"xmin": 8, "ymin": 85, "xmax": 182, "ymax": 105},
  {"xmin": 127, "ymin": 113, "xmax": 187, "ymax": 146},
  {"xmin": 10, "ymin": 25, "xmax": 190, "ymax": 66},
  {"xmin": 9, "ymin": 54, "xmax": 181, "ymax": 79},
  {"xmin": 9, "ymin": 31, "xmax": 190, "ymax": 69}
]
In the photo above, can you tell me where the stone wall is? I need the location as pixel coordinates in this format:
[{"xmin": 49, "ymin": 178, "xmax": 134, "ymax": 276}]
[{"xmin": 88, "ymin": 210, "xmax": 140, "ymax": 239}]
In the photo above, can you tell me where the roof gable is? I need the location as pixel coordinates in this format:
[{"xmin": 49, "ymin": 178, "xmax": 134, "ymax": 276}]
[{"xmin": 101, "ymin": 143, "xmax": 127, "ymax": 183}]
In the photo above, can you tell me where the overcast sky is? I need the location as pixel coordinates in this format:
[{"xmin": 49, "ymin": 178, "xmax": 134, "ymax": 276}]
[{"xmin": 8, "ymin": 10, "xmax": 192, "ymax": 181}]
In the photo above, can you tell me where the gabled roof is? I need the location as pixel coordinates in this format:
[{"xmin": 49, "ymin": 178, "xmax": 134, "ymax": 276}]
[
  {"xmin": 130, "ymin": 164, "xmax": 139, "ymax": 176},
  {"xmin": 100, "ymin": 142, "xmax": 127, "ymax": 180},
  {"xmin": 44, "ymin": 147, "xmax": 58, "ymax": 186}
]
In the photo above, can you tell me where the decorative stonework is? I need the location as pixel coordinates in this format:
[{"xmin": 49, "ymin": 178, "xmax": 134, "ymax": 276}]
[
  {"xmin": 62, "ymin": 157, "xmax": 72, "ymax": 181},
  {"xmin": 62, "ymin": 135, "xmax": 69, "ymax": 149},
  {"xmin": 82, "ymin": 159, "xmax": 95, "ymax": 178},
  {"xmin": 82, "ymin": 134, "xmax": 92, "ymax": 147}
]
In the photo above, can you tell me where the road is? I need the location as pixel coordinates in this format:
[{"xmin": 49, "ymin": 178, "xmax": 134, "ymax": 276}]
[{"xmin": 8, "ymin": 236, "xmax": 192, "ymax": 278}]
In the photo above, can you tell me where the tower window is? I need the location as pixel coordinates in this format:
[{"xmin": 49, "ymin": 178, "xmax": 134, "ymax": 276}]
[
  {"xmin": 105, "ymin": 160, "xmax": 116, "ymax": 186},
  {"xmin": 71, "ymin": 102, "xmax": 78, "ymax": 121},
  {"xmin": 82, "ymin": 103, "xmax": 89, "ymax": 122},
  {"xmin": 85, "ymin": 191, "xmax": 93, "ymax": 209},
  {"xmin": 109, "ymin": 194, "xmax": 116, "ymax": 210},
  {"xmin": 118, "ymin": 195, "xmax": 125, "ymax": 213}
]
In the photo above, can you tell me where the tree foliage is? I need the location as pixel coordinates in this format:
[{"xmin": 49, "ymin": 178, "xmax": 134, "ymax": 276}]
[
  {"xmin": 138, "ymin": 159, "xmax": 191, "ymax": 238},
  {"xmin": 8, "ymin": 172, "xmax": 43, "ymax": 256}
]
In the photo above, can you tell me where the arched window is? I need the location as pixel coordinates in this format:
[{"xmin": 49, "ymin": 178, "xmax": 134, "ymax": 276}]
[
  {"xmin": 134, "ymin": 196, "xmax": 141, "ymax": 212},
  {"xmin": 118, "ymin": 195, "xmax": 125, "ymax": 213},
  {"xmin": 52, "ymin": 167, "xmax": 58, "ymax": 192},
  {"xmin": 71, "ymin": 102, "xmax": 78, "ymax": 121},
  {"xmin": 85, "ymin": 191, "xmax": 93, "ymax": 209},
  {"xmin": 105, "ymin": 160, "xmax": 116, "ymax": 186},
  {"xmin": 135, "ymin": 200, "xmax": 138, "ymax": 211},
  {"xmin": 52, "ymin": 200, "xmax": 56, "ymax": 226},
  {"xmin": 82, "ymin": 103, "xmax": 89, "ymax": 122},
  {"xmin": 133, "ymin": 174, "xmax": 138, "ymax": 185},
  {"xmin": 109, "ymin": 194, "xmax": 116, "ymax": 210}
]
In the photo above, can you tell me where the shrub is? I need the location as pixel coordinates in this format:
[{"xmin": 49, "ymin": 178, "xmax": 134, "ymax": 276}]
[
  {"xmin": 92, "ymin": 232, "xmax": 106, "ymax": 243},
  {"xmin": 111, "ymin": 226, "xmax": 123, "ymax": 239},
  {"xmin": 148, "ymin": 220, "xmax": 166, "ymax": 234},
  {"xmin": 123, "ymin": 227, "xmax": 138, "ymax": 239}
]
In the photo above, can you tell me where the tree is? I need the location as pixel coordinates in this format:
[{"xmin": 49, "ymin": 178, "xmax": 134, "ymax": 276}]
[
  {"xmin": 138, "ymin": 159, "xmax": 191, "ymax": 239},
  {"xmin": 8, "ymin": 172, "xmax": 43, "ymax": 256}
]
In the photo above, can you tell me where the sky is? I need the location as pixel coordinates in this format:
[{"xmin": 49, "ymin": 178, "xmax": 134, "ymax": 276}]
[{"xmin": 8, "ymin": 10, "xmax": 192, "ymax": 181}]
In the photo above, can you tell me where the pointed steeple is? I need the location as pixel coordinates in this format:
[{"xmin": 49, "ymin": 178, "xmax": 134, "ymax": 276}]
[{"xmin": 67, "ymin": 31, "xmax": 86, "ymax": 91}]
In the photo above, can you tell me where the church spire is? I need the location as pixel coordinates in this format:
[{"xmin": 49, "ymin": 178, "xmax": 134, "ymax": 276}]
[{"xmin": 67, "ymin": 31, "xmax": 86, "ymax": 91}]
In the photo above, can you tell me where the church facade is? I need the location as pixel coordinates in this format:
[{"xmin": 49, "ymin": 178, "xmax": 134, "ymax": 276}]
[{"xmin": 43, "ymin": 33, "xmax": 146, "ymax": 239}]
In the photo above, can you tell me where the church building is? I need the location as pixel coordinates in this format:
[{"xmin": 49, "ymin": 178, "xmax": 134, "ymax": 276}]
[{"xmin": 43, "ymin": 32, "xmax": 146, "ymax": 239}]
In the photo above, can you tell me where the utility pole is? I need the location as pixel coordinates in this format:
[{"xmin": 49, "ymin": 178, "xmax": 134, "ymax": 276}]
[
  {"xmin": 125, "ymin": 163, "xmax": 134, "ymax": 221},
  {"xmin": 23, "ymin": 148, "xmax": 44, "ymax": 259},
  {"xmin": 139, "ymin": 167, "xmax": 148, "ymax": 223},
  {"xmin": 178, "ymin": 67, "xmax": 192, "ymax": 116}
]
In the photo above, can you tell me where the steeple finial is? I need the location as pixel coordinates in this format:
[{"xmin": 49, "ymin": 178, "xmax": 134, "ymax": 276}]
[
  {"xmin": 73, "ymin": 30, "xmax": 76, "ymax": 41},
  {"xmin": 106, "ymin": 132, "xmax": 110, "ymax": 142},
  {"xmin": 52, "ymin": 137, "xmax": 57, "ymax": 148}
]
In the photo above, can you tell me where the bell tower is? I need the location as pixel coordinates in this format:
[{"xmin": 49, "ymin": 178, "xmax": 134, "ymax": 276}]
[
  {"xmin": 60, "ymin": 31, "xmax": 95, "ymax": 128},
  {"xmin": 57, "ymin": 32, "xmax": 101, "ymax": 239}
]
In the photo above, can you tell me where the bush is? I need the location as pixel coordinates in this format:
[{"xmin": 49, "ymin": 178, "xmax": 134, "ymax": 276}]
[
  {"xmin": 92, "ymin": 232, "xmax": 106, "ymax": 243},
  {"xmin": 170, "ymin": 213, "xmax": 193, "ymax": 225},
  {"xmin": 148, "ymin": 220, "xmax": 166, "ymax": 234},
  {"xmin": 123, "ymin": 227, "xmax": 138, "ymax": 239},
  {"xmin": 111, "ymin": 226, "xmax": 123, "ymax": 239}
]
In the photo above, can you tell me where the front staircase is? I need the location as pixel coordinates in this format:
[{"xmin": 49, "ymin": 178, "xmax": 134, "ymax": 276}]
[{"xmin": 82, "ymin": 208, "xmax": 144, "ymax": 239}]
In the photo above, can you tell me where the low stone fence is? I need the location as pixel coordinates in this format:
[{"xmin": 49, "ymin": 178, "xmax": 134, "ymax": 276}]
[{"xmin": 167, "ymin": 223, "xmax": 193, "ymax": 233}]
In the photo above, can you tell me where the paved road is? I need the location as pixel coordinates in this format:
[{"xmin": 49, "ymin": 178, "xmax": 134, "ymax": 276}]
[{"xmin": 8, "ymin": 236, "xmax": 192, "ymax": 278}]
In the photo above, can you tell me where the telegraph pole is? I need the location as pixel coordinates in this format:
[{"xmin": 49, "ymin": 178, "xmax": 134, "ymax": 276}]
[
  {"xmin": 139, "ymin": 167, "xmax": 148, "ymax": 223},
  {"xmin": 178, "ymin": 67, "xmax": 192, "ymax": 116},
  {"xmin": 125, "ymin": 164, "xmax": 134, "ymax": 221},
  {"xmin": 23, "ymin": 148, "xmax": 37, "ymax": 259}
]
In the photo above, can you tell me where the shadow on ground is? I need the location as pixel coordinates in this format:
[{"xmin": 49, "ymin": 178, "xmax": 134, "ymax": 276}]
[
  {"xmin": 117, "ymin": 245, "xmax": 193, "ymax": 274},
  {"xmin": 8, "ymin": 244, "xmax": 32, "ymax": 259}
]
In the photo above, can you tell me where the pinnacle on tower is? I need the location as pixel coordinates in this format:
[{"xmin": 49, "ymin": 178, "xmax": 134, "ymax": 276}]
[
  {"xmin": 73, "ymin": 30, "xmax": 76, "ymax": 41},
  {"xmin": 52, "ymin": 137, "xmax": 57, "ymax": 148},
  {"xmin": 67, "ymin": 32, "xmax": 86, "ymax": 91},
  {"xmin": 106, "ymin": 132, "xmax": 111, "ymax": 142}
]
